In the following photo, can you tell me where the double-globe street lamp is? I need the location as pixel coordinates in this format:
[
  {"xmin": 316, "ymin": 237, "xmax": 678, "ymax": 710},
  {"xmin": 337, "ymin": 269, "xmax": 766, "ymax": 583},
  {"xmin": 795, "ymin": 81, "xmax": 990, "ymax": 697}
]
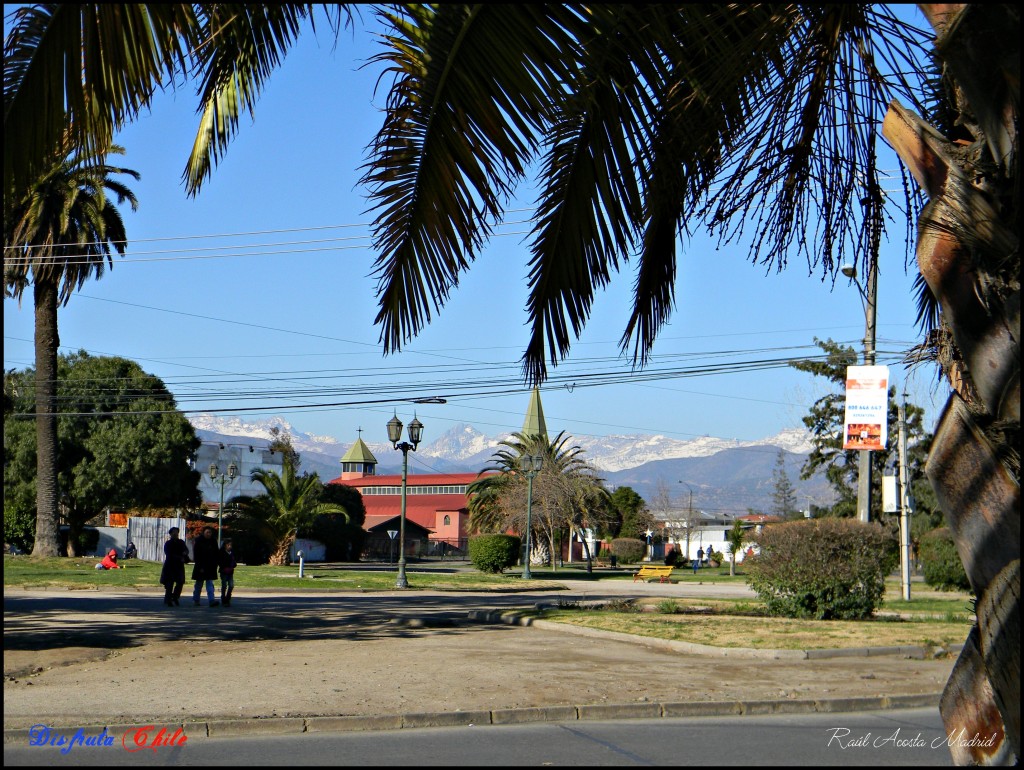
[
  {"xmin": 518, "ymin": 454, "xmax": 543, "ymax": 579},
  {"xmin": 208, "ymin": 461, "xmax": 238, "ymax": 548},
  {"xmin": 387, "ymin": 412, "xmax": 423, "ymax": 589},
  {"xmin": 842, "ymin": 260, "xmax": 879, "ymax": 524}
]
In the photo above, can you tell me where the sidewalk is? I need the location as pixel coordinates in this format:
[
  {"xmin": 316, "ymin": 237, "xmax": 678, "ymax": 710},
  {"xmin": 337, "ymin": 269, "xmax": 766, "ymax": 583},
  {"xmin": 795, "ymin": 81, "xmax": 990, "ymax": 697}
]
[{"xmin": 3, "ymin": 583, "xmax": 954, "ymax": 741}]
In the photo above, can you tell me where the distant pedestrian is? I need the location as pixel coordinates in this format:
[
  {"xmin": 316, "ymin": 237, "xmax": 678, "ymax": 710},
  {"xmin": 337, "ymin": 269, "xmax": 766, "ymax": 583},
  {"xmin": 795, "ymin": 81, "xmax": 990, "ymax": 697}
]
[
  {"xmin": 191, "ymin": 527, "xmax": 221, "ymax": 607},
  {"xmin": 705, "ymin": 545, "xmax": 714, "ymax": 565},
  {"xmin": 124, "ymin": 541, "xmax": 137, "ymax": 559},
  {"xmin": 696, "ymin": 547, "xmax": 704, "ymax": 564},
  {"xmin": 219, "ymin": 539, "xmax": 237, "ymax": 607},
  {"xmin": 160, "ymin": 527, "xmax": 190, "ymax": 607},
  {"xmin": 95, "ymin": 548, "xmax": 121, "ymax": 570},
  {"xmin": 693, "ymin": 547, "xmax": 703, "ymax": 574}
]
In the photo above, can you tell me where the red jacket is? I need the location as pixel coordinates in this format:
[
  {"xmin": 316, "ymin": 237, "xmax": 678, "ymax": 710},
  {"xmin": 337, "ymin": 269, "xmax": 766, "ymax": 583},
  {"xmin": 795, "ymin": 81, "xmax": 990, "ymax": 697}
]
[{"xmin": 100, "ymin": 550, "xmax": 119, "ymax": 570}]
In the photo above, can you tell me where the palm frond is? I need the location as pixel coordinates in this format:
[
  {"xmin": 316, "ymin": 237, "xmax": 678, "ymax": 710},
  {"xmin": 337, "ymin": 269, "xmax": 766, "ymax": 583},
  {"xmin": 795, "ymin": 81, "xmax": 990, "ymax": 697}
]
[
  {"xmin": 363, "ymin": 4, "xmax": 587, "ymax": 358},
  {"xmin": 4, "ymin": 4, "xmax": 198, "ymax": 207},
  {"xmin": 183, "ymin": 4, "xmax": 313, "ymax": 195}
]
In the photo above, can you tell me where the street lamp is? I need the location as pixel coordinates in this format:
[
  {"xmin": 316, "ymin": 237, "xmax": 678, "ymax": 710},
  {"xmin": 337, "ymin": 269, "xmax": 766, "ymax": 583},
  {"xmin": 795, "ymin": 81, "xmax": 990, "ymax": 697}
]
[
  {"xmin": 678, "ymin": 481, "xmax": 695, "ymax": 559},
  {"xmin": 208, "ymin": 461, "xmax": 238, "ymax": 548},
  {"xmin": 387, "ymin": 412, "xmax": 423, "ymax": 589},
  {"xmin": 518, "ymin": 454, "xmax": 543, "ymax": 579},
  {"xmin": 842, "ymin": 260, "xmax": 878, "ymax": 524}
]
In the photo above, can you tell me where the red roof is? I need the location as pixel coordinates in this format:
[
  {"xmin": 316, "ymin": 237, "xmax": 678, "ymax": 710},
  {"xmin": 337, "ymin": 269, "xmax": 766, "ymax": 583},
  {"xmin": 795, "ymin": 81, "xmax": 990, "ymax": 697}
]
[{"xmin": 329, "ymin": 472, "xmax": 491, "ymax": 487}]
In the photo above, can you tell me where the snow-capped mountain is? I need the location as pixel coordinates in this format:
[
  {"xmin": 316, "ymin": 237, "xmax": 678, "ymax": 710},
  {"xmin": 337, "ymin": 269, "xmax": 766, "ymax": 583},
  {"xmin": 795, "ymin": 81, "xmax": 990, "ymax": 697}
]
[
  {"xmin": 189, "ymin": 415, "xmax": 813, "ymax": 474},
  {"xmin": 189, "ymin": 414, "xmax": 828, "ymax": 512}
]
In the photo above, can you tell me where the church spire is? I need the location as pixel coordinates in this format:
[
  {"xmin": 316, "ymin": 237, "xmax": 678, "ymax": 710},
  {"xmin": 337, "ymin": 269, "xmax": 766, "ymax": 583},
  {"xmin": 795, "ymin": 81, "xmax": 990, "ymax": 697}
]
[{"xmin": 521, "ymin": 386, "xmax": 549, "ymax": 443}]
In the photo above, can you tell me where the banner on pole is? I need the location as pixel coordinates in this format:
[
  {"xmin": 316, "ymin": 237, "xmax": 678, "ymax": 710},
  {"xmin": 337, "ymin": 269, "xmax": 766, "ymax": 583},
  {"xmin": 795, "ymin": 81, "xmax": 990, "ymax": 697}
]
[{"xmin": 842, "ymin": 365, "xmax": 890, "ymax": 451}]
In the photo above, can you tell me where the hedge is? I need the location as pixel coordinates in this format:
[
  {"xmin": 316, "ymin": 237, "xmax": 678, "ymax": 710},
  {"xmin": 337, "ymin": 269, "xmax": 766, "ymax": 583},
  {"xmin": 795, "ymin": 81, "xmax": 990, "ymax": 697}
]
[{"xmin": 468, "ymin": 534, "xmax": 521, "ymax": 574}]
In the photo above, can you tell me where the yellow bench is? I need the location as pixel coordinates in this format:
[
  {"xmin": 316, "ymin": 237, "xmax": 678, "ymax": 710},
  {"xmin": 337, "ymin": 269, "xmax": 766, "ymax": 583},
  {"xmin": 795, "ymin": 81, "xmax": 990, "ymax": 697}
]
[{"xmin": 632, "ymin": 565, "xmax": 674, "ymax": 583}]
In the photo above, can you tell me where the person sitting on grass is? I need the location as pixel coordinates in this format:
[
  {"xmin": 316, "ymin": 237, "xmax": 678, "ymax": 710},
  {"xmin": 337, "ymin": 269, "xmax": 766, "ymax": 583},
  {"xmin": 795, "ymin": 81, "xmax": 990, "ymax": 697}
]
[{"xmin": 95, "ymin": 549, "xmax": 122, "ymax": 570}]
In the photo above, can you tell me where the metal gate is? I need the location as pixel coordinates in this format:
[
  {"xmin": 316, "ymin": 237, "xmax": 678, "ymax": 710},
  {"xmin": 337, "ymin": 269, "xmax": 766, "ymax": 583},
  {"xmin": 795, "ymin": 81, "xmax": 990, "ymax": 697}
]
[{"xmin": 127, "ymin": 516, "xmax": 187, "ymax": 562}]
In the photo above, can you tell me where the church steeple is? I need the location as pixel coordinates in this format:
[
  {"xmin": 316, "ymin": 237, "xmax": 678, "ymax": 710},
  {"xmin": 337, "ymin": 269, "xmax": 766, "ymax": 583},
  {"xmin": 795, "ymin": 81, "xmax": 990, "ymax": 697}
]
[
  {"xmin": 340, "ymin": 427, "xmax": 378, "ymax": 479},
  {"xmin": 521, "ymin": 387, "xmax": 549, "ymax": 443}
]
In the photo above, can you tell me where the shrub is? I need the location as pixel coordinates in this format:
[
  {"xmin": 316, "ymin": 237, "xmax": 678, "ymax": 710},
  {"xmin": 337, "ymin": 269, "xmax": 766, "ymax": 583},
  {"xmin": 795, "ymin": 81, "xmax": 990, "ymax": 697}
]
[
  {"xmin": 610, "ymin": 538, "xmax": 645, "ymax": 564},
  {"xmin": 664, "ymin": 548, "xmax": 680, "ymax": 567},
  {"xmin": 919, "ymin": 528, "xmax": 971, "ymax": 591},
  {"xmin": 744, "ymin": 518, "xmax": 897, "ymax": 620},
  {"xmin": 468, "ymin": 534, "xmax": 521, "ymax": 574}
]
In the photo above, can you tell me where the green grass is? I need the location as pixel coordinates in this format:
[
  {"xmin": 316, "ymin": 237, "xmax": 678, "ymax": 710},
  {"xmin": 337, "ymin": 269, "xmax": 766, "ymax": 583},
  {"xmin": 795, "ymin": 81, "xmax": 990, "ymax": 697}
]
[{"xmin": 2, "ymin": 555, "xmax": 566, "ymax": 592}]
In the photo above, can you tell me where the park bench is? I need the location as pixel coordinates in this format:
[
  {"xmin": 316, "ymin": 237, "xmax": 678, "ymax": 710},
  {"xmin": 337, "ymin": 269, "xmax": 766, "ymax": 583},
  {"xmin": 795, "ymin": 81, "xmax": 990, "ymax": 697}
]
[{"xmin": 632, "ymin": 565, "xmax": 674, "ymax": 583}]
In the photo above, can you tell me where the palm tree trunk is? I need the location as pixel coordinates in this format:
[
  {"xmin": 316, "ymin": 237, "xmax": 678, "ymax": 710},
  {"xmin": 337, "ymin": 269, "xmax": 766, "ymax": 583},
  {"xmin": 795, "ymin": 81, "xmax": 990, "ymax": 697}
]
[
  {"xmin": 883, "ymin": 6, "xmax": 1019, "ymax": 762},
  {"xmin": 269, "ymin": 537, "xmax": 292, "ymax": 566},
  {"xmin": 31, "ymin": 279, "xmax": 60, "ymax": 557}
]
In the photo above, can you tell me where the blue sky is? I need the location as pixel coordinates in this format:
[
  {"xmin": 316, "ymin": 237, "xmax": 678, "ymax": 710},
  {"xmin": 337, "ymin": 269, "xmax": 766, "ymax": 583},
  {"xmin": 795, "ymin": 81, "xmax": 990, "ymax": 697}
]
[{"xmin": 3, "ymin": 6, "xmax": 946, "ymax": 448}]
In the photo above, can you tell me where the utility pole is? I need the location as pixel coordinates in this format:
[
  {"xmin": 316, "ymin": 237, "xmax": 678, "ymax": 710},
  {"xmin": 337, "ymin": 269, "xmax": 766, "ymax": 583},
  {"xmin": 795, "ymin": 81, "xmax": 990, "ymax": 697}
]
[
  {"xmin": 897, "ymin": 396, "xmax": 914, "ymax": 601},
  {"xmin": 842, "ymin": 257, "xmax": 878, "ymax": 524}
]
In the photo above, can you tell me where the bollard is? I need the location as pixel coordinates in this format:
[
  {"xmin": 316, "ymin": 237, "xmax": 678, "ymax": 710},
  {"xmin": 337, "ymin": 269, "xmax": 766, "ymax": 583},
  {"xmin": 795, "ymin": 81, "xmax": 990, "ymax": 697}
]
[{"xmin": 297, "ymin": 550, "xmax": 304, "ymax": 579}]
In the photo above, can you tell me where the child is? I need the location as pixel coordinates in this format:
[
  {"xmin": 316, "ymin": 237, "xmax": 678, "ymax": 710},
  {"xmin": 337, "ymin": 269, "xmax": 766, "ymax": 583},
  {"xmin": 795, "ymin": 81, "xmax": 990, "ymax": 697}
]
[
  {"xmin": 219, "ymin": 539, "xmax": 237, "ymax": 607},
  {"xmin": 95, "ymin": 549, "xmax": 121, "ymax": 570}
]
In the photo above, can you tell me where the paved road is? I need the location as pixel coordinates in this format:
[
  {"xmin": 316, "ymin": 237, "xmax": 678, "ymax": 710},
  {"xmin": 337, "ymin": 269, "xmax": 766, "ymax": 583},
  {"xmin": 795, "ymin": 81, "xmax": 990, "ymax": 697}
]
[
  {"xmin": 3, "ymin": 708, "xmax": 955, "ymax": 766},
  {"xmin": 4, "ymin": 581, "xmax": 955, "ymax": 750}
]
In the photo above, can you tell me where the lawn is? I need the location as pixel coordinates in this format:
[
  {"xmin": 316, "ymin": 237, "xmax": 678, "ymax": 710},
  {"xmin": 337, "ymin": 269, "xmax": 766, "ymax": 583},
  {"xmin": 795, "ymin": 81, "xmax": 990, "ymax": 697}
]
[
  {"xmin": 1, "ymin": 555, "xmax": 566, "ymax": 592},
  {"xmin": 5, "ymin": 556, "xmax": 973, "ymax": 652}
]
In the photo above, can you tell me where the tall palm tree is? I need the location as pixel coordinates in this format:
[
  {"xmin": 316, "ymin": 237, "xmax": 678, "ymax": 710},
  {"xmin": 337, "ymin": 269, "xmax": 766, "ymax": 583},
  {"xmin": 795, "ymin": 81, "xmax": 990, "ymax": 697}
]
[
  {"xmin": 240, "ymin": 458, "xmax": 348, "ymax": 566},
  {"xmin": 468, "ymin": 430, "xmax": 610, "ymax": 568},
  {"xmin": 4, "ymin": 143, "xmax": 139, "ymax": 557}
]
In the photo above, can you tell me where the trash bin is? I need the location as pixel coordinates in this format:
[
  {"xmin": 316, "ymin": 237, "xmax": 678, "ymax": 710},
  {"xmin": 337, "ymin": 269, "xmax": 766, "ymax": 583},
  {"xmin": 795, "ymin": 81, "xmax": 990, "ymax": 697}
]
[{"xmin": 609, "ymin": 555, "xmax": 618, "ymax": 568}]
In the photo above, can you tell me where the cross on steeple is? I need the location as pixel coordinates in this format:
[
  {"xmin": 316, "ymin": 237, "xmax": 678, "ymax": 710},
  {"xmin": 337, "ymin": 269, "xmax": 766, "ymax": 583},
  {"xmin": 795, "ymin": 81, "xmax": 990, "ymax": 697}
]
[{"xmin": 357, "ymin": 427, "xmax": 363, "ymax": 438}]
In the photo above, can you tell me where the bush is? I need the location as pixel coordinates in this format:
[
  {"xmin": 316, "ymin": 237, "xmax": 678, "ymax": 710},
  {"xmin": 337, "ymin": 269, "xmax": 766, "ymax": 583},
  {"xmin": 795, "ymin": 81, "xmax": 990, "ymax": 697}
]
[
  {"xmin": 744, "ymin": 518, "xmax": 897, "ymax": 620},
  {"xmin": 610, "ymin": 538, "xmax": 645, "ymax": 564},
  {"xmin": 919, "ymin": 528, "xmax": 971, "ymax": 591},
  {"xmin": 468, "ymin": 534, "xmax": 521, "ymax": 574},
  {"xmin": 664, "ymin": 548, "xmax": 680, "ymax": 567}
]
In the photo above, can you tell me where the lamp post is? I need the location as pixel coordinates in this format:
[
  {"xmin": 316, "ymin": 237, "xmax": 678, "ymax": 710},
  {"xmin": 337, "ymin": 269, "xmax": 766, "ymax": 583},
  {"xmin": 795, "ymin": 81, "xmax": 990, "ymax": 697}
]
[
  {"xmin": 208, "ymin": 461, "xmax": 238, "ymax": 548},
  {"xmin": 678, "ymin": 481, "xmax": 695, "ymax": 559},
  {"xmin": 387, "ymin": 412, "xmax": 423, "ymax": 589},
  {"xmin": 842, "ymin": 260, "xmax": 878, "ymax": 524},
  {"xmin": 518, "ymin": 454, "xmax": 543, "ymax": 579}
]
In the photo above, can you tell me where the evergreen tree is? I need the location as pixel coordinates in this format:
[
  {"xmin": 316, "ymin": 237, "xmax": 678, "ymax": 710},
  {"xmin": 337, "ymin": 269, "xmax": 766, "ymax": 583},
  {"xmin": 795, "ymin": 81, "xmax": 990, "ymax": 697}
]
[{"xmin": 770, "ymin": 450, "xmax": 800, "ymax": 520}]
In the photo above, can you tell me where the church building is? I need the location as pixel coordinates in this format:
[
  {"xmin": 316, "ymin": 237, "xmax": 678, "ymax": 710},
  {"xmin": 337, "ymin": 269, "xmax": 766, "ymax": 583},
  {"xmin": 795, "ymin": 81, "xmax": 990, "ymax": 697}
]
[{"xmin": 328, "ymin": 389, "xmax": 548, "ymax": 558}]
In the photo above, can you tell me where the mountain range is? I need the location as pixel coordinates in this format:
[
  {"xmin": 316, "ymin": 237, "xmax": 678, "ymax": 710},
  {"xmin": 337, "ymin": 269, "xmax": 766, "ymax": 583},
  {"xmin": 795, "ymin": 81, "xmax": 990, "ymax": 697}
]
[{"xmin": 189, "ymin": 414, "xmax": 832, "ymax": 516}]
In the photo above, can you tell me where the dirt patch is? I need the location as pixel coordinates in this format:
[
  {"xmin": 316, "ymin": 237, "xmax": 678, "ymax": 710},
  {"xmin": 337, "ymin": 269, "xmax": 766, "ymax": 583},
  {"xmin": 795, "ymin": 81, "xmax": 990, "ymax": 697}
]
[{"xmin": 3, "ymin": 622, "xmax": 955, "ymax": 729}]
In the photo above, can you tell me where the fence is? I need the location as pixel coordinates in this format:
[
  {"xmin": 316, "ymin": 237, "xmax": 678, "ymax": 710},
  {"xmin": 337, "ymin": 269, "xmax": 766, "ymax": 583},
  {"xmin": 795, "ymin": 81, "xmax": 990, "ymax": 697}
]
[
  {"xmin": 362, "ymin": 537, "xmax": 469, "ymax": 563},
  {"xmin": 127, "ymin": 516, "xmax": 187, "ymax": 562}
]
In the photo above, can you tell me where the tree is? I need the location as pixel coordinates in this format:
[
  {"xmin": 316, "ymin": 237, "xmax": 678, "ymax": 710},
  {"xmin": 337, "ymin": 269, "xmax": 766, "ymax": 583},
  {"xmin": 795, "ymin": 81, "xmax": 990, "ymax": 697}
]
[
  {"xmin": 234, "ymin": 458, "xmax": 348, "ymax": 566},
  {"xmin": 315, "ymin": 482, "xmax": 368, "ymax": 561},
  {"xmin": 607, "ymin": 486, "xmax": 650, "ymax": 540},
  {"xmin": 5, "ymin": 5, "xmax": 1016, "ymax": 757},
  {"xmin": 724, "ymin": 520, "xmax": 749, "ymax": 577},
  {"xmin": 770, "ymin": 450, "xmax": 800, "ymax": 521},
  {"xmin": 3, "ymin": 352, "xmax": 202, "ymax": 555},
  {"xmin": 791, "ymin": 338, "xmax": 936, "ymax": 532},
  {"xmin": 267, "ymin": 425, "xmax": 301, "ymax": 471},
  {"xmin": 467, "ymin": 431, "xmax": 611, "ymax": 570},
  {"xmin": 4, "ymin": 143, "xmax": 139, "ymax": 556}
]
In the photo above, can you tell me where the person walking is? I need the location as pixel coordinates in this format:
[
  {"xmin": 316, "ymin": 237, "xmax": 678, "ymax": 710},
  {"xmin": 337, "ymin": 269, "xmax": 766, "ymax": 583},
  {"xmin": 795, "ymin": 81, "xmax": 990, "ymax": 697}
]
[
  {"xmin": 219, "ymin": 539, "xmax": 237, "ymax": 607},
  {"xmin": 191, "ymin": 526, "xmax": 221, "ymax": 607},
  {"xmin": 160, "ymin": 527, "xmax": 189, "ymax": 607},
  {"xmin": 693, "ymin": 547, "xmax": 703, "ymax": 574}
]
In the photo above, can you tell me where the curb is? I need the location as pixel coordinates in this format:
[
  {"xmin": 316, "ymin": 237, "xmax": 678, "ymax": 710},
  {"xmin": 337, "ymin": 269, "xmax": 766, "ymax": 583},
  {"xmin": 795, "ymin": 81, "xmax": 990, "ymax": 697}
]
[
  {"xmin": 466, "ymin": 609, "xmax": 959, "ymax": 660},
  {"xmin": 3, "ymin": 694, "xmax": 941, "ymax": 744}
]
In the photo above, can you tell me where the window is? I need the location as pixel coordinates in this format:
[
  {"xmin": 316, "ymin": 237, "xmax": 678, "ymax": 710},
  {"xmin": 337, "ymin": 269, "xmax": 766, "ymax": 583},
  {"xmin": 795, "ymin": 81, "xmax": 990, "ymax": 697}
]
[{"xmin": 443, "ymin": 515, "xmax": 451, "ymax": 526}]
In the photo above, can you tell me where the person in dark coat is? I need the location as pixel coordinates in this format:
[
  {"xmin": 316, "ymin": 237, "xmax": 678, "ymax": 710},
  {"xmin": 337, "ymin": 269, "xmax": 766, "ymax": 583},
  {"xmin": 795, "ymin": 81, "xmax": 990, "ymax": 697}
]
[
  {"xmin": 219, "ymin": 539, "xmax": 237, "ymax": 607},
  {"xmin": 191, "ymin": 526, "xmax": 221, "ymax": 606},
  {"xmin": 160, "ymin": 527, "xmax": 189, "ymax": 606}
]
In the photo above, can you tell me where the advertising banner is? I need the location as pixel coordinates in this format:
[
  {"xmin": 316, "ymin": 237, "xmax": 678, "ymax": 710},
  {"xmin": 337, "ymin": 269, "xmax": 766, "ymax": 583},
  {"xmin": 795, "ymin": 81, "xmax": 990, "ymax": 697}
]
[{"xmin": 842, "ymin": 365, "xmax": 890, "ymax": 451}]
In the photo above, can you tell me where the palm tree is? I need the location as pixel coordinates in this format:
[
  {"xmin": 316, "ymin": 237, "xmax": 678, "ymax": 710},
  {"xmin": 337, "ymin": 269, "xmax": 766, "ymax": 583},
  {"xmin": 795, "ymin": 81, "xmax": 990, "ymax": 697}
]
[
  {"xmin": 4, "ymin": 5, "xmax": 1017, "ymax": 758},
  {"xmin": 4, "ymin": 143, "xmax": 139, "ymax": 557},
  {"xmin": 468, "ymin": 430, "xmax": 610, "ymax": 569},
  {"xmin": 724, "ymin": 521, "xmax": 749, "ymax": 578},
  {"xmin": 237, "ymin": 458, "xmax": 348, "ymax": 566}
]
